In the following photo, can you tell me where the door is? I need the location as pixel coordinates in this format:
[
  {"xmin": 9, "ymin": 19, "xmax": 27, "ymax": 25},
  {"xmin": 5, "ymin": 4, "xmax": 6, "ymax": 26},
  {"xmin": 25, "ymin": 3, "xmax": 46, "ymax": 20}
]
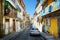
[
  {"xmin": 13, "ymin": 20, "xmax": 15, "ymax": 31},
  {"xmin": 5, "ymin": 19, "xmax": 9, "ymax": 35}
]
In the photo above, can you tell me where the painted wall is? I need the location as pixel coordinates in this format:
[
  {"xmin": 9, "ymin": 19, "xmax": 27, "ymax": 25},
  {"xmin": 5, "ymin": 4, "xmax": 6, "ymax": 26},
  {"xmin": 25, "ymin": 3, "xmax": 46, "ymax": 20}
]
[
  {"xmin": 10, "ymin": 18, "xmax": 13, "ymax": 32},
  {"xmin": 36, "ymin": 3, "xmax": 42, "ymax": 13},
  {"xmin": 49, "ymin": 18, "xmax": 58, "ymax": 38},
  {"xmin": 5, "ymin": 22, "xmax": 9, "ymax": 35},
  {"xmin": 45, "ymin": 18, "xmax": 58, "ymax": 38},
  {"xmin": 15, "ymin": 21, "xmax": 20, "ymax": 32},
  {"xmin": 41, "ymin": 0, "xmax": 59, "ymax": 38},
  {"xmin": 37, "ymin": 22, "xmax": 43, "ymax": 32},
  {"xmin": 43, "ymin": 19, "xmax": 46, "ymax": 32}
]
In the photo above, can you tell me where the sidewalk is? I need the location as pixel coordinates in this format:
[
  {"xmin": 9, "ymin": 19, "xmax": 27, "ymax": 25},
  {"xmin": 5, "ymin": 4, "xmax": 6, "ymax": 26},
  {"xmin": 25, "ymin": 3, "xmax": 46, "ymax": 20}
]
[
  {"xmin": 0, "ymin": 32, "xmax": 20, "ymax": 40},
  {"xmin": 0, "ymin": 28, "xmax": 27, "ymax": 40},
  {"xmin": 40, "ymin": 32, "xmax": 56, "ymax": 40},
  {"xmin": 56, "ymin": 37, "xmax": 60, "ymax": 40}
]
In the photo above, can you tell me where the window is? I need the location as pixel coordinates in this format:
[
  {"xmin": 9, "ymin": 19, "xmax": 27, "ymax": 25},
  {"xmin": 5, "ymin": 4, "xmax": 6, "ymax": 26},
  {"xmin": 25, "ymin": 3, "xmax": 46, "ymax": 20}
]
[
  {"xmin": 43, "ymin": 8, "xmax": 45, "ymax": 13},
  {"xmin": 49, "ymin": 5, "xmax": 52, "ymax": 12}
]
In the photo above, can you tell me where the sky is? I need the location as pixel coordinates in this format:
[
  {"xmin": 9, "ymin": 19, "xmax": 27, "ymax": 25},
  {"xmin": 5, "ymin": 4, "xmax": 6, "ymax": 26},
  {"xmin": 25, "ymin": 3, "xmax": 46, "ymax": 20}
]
[{"xmin": 23, "ymin": 0, "xmax": 37, "ymax": 17}]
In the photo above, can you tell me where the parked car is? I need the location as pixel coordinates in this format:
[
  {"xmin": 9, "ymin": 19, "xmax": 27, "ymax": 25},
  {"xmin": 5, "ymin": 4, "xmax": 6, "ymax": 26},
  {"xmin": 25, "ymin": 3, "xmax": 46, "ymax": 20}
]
[{"xmin": 30, "ymin": 28, "xmax": 40, "ymax": 36}]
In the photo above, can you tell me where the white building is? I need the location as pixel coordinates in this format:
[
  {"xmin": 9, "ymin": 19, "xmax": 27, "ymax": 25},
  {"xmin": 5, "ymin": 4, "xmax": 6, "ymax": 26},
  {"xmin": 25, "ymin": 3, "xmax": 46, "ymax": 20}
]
[{"xmin": 33, "ymin": 2, "xmax": 43, "ymax": 32}]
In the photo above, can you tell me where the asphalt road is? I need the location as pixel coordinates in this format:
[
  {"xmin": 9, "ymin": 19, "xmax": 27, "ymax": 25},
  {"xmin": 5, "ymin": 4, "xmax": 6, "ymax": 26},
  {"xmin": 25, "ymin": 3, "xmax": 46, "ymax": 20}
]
[{"xmin": 11, "ymin": 28, "xmax": 44, "ymax": 40}]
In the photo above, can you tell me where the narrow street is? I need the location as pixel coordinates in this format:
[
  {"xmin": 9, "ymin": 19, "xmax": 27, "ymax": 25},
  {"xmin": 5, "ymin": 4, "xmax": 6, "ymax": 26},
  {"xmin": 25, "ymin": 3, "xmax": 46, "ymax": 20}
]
[
  {"xmin": 10, "ymin": 28, "xmax": 43, "ymax": 40},
  {"xmin": 0, "ymin": 0, "xmax": 60, "ymax": 40}
]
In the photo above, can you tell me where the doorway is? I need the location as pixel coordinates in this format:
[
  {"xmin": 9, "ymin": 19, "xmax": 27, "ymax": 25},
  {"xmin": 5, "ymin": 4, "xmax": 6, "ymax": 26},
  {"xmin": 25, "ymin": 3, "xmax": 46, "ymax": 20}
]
[
  {"xmin": 5, "ymin": 19, "xmax": 9, "ymax": 35},
  {"xmin": 13, "ymin": 19, "xmax": 15, "ymax": 32}
]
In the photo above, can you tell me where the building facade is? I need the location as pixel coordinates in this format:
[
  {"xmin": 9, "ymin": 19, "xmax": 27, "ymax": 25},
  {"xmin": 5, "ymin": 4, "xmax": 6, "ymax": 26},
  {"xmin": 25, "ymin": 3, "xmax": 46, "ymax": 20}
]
[
  {"xmin": 0, "ymin": 0, "xmax": 26, "ymax": 37},
  {"xmin": 3, "ymin": 0, "xmax": 17, "ymax": 35},
  {"xmin": 33, "ymin": 0, "xmax": 43, "ymax": 32},
  {"xmin": 15, "ymin": 0, "xmax": 25, "ymax": 32},
  {"xmin": 40, "ymin": 0, "xmax": 60, "ymax": 38}
]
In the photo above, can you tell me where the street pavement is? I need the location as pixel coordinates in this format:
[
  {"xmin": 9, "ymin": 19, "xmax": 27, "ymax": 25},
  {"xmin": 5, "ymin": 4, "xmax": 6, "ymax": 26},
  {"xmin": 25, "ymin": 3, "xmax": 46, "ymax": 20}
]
[{"xmin": 10, "ymin": 28, "xmax": 44, "ymax": 40}]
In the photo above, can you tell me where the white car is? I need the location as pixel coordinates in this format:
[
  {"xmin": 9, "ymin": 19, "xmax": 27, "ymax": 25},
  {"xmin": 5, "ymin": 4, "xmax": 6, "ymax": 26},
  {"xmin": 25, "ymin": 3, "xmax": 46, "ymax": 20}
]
[{"xmin": 30, "ymin": 28, "xmax": 40, "ymax": 36}]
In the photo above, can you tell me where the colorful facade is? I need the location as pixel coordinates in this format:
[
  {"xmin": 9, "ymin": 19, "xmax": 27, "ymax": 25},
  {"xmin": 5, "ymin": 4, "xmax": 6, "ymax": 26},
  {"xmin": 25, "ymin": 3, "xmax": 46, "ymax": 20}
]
[{"xmin": 40, "ymin": 0, "xmax": 60, "ymax": 38}]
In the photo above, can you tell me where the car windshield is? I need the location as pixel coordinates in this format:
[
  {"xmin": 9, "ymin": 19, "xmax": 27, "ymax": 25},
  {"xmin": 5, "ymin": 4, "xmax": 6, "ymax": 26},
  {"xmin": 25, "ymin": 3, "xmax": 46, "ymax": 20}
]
[{"xmin": 32, "ymin": 28, "xmax": 38, "ymax": 30}]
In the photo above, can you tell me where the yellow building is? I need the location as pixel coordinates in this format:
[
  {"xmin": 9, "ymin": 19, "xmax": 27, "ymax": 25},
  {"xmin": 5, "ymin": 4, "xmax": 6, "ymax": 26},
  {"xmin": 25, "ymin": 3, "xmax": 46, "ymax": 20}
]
[{"xmin": 40, "ymin": 0, "xmax": 60, "ymax": 38}]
